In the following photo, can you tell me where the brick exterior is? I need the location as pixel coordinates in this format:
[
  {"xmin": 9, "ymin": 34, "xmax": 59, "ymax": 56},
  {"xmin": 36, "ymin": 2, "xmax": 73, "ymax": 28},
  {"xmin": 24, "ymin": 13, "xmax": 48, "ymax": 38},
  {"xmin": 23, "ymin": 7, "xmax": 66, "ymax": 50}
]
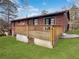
[
  {"xmin": 11, "ymin": 11, "xmax": 69, "ymax": 36},
  {"xmin": 55, "ymin": 13, "xmax": 68, "ymax": 32},
  {"xmin": 11, "ymin": 11, "xmax": 69, "ymax": 48}
]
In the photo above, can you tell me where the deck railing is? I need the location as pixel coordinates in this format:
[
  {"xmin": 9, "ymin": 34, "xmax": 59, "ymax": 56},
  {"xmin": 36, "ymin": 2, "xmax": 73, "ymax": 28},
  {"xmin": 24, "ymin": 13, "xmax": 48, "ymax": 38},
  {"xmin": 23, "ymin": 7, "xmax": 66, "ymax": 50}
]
[{"xmin": 14, "ymin": 25, "xmax": 63, "ymax": 47}]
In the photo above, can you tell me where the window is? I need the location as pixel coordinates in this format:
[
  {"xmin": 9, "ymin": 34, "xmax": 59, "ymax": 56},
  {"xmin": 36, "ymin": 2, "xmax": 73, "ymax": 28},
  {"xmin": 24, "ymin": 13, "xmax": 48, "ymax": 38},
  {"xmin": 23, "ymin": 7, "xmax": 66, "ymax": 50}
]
[
  {"xmin": 45, "ymin": 18, "xmax": 51, "ymax": 25},
  {"xmin": 64, "ymin": 13, "xmax": 67, "ymax": 17},
  {"xmin": 44, "ymin": 17, "xmax": 55, "ymax": 30},
  {"xmin": 45, "ymin": 17, "xmax": 55, "ymax": 25},
  {"xmin": 72, "ymin": 15, "xmax": 75, "ymax": 20},
  {"xmin": 51, "ymin": 19, "xmax": 54, "ymax": 25},
  {"xmin": 77, "ymin": 13, "xmax": 79, "ymax": 17},
  {"xmin": 34, "ymin": 19, "xmax": 38, "ymax": 25}
]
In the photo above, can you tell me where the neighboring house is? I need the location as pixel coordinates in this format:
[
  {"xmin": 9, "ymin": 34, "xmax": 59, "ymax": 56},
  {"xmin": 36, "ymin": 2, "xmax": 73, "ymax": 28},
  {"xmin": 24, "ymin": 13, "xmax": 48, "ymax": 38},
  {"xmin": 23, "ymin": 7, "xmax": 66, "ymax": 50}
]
[
  {"xmin": 69, "ymin": 5, "xmax": 79, "ymax": 30},
  {"xmin": 11, "ymin": 10, "xmax": 69, "ymax": 48}
]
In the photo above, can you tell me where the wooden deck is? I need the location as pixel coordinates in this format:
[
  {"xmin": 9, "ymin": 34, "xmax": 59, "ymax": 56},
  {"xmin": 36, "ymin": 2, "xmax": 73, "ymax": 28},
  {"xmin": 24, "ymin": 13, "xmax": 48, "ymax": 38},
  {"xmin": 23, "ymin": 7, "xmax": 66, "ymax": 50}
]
[
  {"xmin": 29, "ymin": 31, "xmax": 50, "ymax": 40},
  {"xmin": 14, "ymin": 25, "xmax": 63, "ymax": 47}
]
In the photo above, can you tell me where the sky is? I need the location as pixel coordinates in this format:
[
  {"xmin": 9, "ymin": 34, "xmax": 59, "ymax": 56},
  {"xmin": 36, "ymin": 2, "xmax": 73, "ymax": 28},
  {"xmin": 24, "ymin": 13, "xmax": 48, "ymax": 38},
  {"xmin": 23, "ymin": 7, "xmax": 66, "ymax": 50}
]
[{"xmin": 5, "ymin": 0, "xmax": 74, "ymax": 19}]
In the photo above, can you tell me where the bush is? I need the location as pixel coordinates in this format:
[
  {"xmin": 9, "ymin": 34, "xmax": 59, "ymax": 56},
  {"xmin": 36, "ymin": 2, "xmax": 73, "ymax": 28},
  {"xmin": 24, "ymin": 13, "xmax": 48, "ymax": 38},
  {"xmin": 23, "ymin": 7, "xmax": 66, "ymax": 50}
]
[{"xmin": 0, "ymin": 30, "xmax": 6, "ymax": 36}]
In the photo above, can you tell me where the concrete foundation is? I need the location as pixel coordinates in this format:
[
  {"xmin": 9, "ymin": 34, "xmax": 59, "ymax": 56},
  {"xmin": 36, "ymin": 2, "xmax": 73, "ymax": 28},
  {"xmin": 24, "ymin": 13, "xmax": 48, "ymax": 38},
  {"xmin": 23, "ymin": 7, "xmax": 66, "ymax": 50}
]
[
  {"xmin": 16, "ymin": 34, "xmax": 28, "ymax": 43},
  {"xmin": 16, "ymin": 34, "xmax": 53, "ymax": 48},
  {"xmin": 34, "ymin": 38, "xmax": 53, "ymax": 48}
]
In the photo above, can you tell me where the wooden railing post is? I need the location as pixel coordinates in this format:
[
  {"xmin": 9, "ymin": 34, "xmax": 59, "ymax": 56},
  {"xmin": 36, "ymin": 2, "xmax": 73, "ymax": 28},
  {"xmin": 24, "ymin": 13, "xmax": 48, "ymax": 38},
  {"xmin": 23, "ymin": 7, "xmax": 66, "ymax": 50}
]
[
  {"xmin": 50, "ymin": 25, "xmax": 60, "ymax": 48},
  {"xmin": 50, "ymin": 25, "xmax": 55, "ymax": 48}
]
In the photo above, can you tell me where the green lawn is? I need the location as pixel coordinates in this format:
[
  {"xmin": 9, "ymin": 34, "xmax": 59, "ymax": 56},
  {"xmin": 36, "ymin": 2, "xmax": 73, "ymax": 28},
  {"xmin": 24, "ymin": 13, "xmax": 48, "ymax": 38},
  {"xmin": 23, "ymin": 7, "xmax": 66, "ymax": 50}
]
[
  {"xmin": 0, "ymin": 36, "xmax": 79, "ymax": 59},
  {"xmin": 67, "ymin": 30, "xmax": 79, "ymax": 34}
]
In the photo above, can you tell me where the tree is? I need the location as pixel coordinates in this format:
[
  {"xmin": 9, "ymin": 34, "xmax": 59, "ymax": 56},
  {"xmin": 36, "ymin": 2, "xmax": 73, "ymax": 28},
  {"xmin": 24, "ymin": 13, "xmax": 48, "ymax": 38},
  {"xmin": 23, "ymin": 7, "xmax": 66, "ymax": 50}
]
[
  {"xmin": 73, "ymin": 0, "xmax": 79, "ymax": 7},
  {"xmin": 0, "ymin": 0, "xmax": 18, "ymax": 34},
  {"xmin": 0, "ymin": 18, "xmax": 8, "ymax": 29},
  {"xmin": 0, "ymin": 0, "xmax": 18, "ymax": 22},
  {"xmin": 41, "ymin": 10, "xmax": 48, "ymax": 15},
  {"xmin": 0, "ymin": 18, "xmax": 8, "ymax": 35}
]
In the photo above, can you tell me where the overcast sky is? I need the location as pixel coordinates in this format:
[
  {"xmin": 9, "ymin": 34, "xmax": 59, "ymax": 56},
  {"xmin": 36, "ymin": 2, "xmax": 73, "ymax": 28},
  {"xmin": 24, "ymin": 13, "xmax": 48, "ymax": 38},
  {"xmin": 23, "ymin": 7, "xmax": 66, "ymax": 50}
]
[{"xmin": 10, "ymin": 0, "xmax": 73, "ymax": 19}]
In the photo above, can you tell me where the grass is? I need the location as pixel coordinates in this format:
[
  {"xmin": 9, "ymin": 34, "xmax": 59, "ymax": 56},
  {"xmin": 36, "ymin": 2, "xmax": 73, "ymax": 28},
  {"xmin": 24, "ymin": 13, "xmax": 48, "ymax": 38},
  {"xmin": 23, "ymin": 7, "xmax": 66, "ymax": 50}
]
[
  {"xmin": 67, "ymin": 30, "xmax": 79, "ymax": 34},
  {"xmin": 0, "ymin": 36, "xmax": 79, "ymax": 59}
]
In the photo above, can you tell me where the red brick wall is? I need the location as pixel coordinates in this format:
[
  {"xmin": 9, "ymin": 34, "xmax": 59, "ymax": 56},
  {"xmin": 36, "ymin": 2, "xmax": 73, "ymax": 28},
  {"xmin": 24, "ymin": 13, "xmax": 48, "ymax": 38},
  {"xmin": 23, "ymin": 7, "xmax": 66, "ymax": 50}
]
[
  {"xmin": 38, "ymin": 17, "xmax": 44, "ymax": 25},
  {"xmin": 55, "ymin": 13, "xmax": 68, "ymax": 32},
  {"xmin": 11, "ymin": 12, "xmax": 68, "ymax": 35},
  {"xmin": 38, "ymin": 17, "xmax": 45, "ymax": 31},
  {"xmin": 11, "ymin": 20, "xmax": 28, "ymax": 35}
]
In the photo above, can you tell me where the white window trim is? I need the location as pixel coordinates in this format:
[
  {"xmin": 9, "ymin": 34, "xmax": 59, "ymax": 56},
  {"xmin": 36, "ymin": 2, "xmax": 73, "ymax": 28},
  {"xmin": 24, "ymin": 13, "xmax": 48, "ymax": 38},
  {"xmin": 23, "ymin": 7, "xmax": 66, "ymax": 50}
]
[
  {"xmin": 51, "ymin": 18, "xmax": 55, "ymax": 25},
  {"xmin": 44, "ymin": 17, "xmax": 55, "ymax": 25}
]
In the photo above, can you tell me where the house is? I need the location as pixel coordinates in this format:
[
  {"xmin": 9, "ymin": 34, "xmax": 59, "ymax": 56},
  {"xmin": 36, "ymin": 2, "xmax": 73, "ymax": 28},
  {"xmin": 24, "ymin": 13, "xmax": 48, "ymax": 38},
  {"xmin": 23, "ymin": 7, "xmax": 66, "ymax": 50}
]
[
  {"xmin": 69, "ymin": 5, "xmax": 79, "ymax": 30},
  {"xmin": 11, "ymin": 10, "xmax": 69, "ymax": 48}
]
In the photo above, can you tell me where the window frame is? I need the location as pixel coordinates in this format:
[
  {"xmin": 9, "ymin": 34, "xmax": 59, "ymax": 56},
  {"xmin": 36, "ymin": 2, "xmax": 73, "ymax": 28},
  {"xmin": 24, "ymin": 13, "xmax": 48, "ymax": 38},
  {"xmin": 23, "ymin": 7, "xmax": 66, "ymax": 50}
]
[
  {"xmin": 44, "ymin": 17, "xmax": 55, "ymax": 25},
  {"xmin": 34, "ymin": 19, "xmax": 38, "ymax": 25}
]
